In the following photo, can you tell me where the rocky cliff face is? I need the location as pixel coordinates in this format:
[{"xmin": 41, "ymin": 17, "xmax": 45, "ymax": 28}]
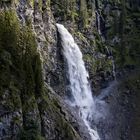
[{"xmin": 0, "ymin": 0, "xmax": 139, "ymax": 140}]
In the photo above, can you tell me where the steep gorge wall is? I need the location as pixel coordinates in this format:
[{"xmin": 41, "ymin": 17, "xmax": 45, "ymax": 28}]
[{"xmin": 0, "ymin": 1, "xmax": 81, "ymax": 140}]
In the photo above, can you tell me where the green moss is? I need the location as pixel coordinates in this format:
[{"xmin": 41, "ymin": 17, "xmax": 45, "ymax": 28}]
[
  {"xmin": 37, "ymin": 86, "xmax": 80, "ymax": 140},
  {"xmin": 27, "ymin": 0, "xmax": 34, "ymax": 8},
  {"xmin": 18, "ymin": 120, "xmax": 45, "ymax": 140},
  {"xmin": 74, "ymin": 31, "xmax": 87, "ymax": 42},
  {"xmin": 0, "ymin": 8, "xmax": 44, "ymax": 136},
  {"xmin": 79, "ymin": 0, "xmax": 89, "ymax": 28},
  {"xmin": 0, "ymin": 9, "xmax": 22, "ymax": 110},
  {"xmin": 38, "ymin": 0, "xmax": 42, "ymax": 11}
]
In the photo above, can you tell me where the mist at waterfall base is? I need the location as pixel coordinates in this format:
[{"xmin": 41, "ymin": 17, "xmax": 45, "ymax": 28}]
[{"xmin": 56, "ymin": 23, "xmax": 103, "ymax": 140}]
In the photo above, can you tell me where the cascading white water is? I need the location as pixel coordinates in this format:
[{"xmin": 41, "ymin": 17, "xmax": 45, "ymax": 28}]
[
  {"xmin": 96, "ymin": 11, "xmax": 101, "ymax": 35},
  {"xmin": 56, "ymin": 24, "xmax": 100, "ymax": 140}
]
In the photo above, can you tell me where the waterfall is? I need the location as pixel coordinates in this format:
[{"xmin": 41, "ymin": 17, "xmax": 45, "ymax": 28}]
[
  {"xmin": 112, "ymin": 58, "xmax": 116, "ymax": 80},
  {"xmin": 96, "ymin": 11, "xmax": 101, "ymax": 35},
  {"xmin": 95, "ymin": 11, "xmax": 105, "ymax": 42},
  {"xmin": 56, "ymin": 24, "xmax": 100, "ymax": 140}
]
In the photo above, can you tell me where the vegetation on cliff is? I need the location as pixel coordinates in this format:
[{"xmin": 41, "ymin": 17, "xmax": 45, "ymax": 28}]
[{"xmin": 0, "ymin": 7, "xmax": 79, "ymax": 140}]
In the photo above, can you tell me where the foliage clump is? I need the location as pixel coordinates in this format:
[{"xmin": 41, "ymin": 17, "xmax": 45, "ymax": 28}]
[{"xmin": 18, "ymin": 120, "xmax": 44, "ymax": 140}]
